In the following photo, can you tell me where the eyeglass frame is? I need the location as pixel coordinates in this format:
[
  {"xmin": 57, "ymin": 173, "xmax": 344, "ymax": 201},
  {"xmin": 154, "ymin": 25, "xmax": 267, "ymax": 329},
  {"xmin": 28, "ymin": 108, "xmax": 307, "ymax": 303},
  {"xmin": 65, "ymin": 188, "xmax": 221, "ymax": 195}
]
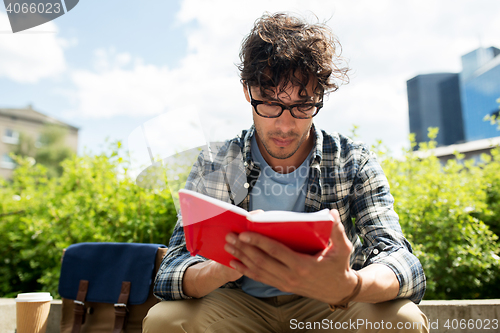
[{"xmin": 246, "ymin": 84, "xmax": 323, "ymax": 119}]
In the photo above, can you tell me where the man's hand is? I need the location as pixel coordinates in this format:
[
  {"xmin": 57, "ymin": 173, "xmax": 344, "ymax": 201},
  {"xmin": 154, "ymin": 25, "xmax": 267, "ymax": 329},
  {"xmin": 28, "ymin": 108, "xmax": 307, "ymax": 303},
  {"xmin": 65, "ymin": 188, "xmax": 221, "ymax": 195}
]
[
  {"xmin": 224, "ymin": 209, "xmax": 359, "ymax": 304},
  {"xmin": 182, "ymin": 260, "xmax": 243, "ymax": 298},
  {"xmin": 212, "ymin": 260, "xmax": 244, "ymax": 283},
  {"xmin": 184, "ymin": 209, "xmax": 399, "ymax": 302}
]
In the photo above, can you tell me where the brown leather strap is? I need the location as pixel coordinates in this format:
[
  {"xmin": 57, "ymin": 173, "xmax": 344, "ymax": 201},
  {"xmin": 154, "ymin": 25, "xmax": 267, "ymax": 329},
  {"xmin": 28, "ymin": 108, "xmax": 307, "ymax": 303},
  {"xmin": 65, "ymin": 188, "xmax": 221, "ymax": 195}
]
[
  {"xmin": 71, "ymin": 280, "xmax": 89, "ymax": 333},
  {"xmin": 113, "ymin": 281, "xmax": 131, "ymax": 333},
  {"xmin": 329, "ymin": 270, "xmax": 362, "ymax": 311}
]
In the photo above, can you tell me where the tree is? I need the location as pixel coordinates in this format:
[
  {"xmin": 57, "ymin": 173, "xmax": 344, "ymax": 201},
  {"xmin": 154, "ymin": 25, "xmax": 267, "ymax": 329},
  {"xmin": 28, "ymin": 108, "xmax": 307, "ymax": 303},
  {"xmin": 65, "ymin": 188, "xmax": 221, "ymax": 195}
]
[
  {"xmin": 35, "ymin": 124, "xmax": 75, "ymax": 177},
  {"xmin": 12, "ymin": 132, "xmax": 36, "ymax": 158},
  {"xmin": 11, "ymin": 124, "xmax": 75, "ymax": 178}
]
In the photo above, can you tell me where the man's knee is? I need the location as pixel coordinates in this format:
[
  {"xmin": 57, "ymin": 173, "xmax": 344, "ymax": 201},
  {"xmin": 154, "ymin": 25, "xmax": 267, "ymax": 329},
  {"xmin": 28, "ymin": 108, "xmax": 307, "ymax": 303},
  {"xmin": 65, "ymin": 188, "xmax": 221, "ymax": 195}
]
[
  {"xmin": 142, "ymin": 289, "xmax": 253, "ymax": 333},
  {"xmin": 143, "ymin": 300, "xmax": 195, "ymax": 333},
  {"xmin": 395, "ymin": 300, "xmax": 428, "ymax": 332},
  {"xmin": 363, "ymin": 299, "xmax": 429, "ymax": 333}
]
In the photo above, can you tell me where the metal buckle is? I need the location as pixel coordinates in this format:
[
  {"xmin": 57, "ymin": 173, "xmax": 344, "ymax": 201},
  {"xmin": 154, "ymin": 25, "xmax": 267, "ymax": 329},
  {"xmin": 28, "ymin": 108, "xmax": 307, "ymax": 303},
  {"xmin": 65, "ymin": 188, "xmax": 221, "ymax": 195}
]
[
  {"xmin": 74, "ymin": 300, "xmax": 85, "ymax": 306},
  {"xmin": 114, "ymin": 302, "xmax": 128, "ymax": 314}
]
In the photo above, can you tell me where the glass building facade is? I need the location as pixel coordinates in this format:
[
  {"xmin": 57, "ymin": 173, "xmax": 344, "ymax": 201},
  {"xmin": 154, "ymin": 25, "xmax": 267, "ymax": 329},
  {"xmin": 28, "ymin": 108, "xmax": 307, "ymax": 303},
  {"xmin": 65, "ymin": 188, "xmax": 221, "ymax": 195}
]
[
  {"xmin": 407, "ymin": 46, "xmax": 500, "ymax": 147},
  {"xmin": 460, "ymin": 47, "xmax": 500, "ymax": 142},
  {"xmin": 407, "ymin": 73, "xmax": 464, "ymax": 147}
]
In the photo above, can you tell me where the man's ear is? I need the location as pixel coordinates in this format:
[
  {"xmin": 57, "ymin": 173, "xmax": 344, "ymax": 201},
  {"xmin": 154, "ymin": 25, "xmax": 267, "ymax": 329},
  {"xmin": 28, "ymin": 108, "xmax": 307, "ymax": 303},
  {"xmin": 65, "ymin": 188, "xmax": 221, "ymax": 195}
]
[{"xmin": 243, "ymin": 82, "xmax": 251, "ymax": 103}]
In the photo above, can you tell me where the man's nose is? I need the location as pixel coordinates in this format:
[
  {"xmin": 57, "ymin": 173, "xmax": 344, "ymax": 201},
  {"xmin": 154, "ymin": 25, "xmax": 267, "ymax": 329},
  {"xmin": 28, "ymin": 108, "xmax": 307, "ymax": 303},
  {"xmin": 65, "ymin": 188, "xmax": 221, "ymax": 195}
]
[{"xmin": 275, "ymin": 107, "xmax": 296, "ymax": 131}]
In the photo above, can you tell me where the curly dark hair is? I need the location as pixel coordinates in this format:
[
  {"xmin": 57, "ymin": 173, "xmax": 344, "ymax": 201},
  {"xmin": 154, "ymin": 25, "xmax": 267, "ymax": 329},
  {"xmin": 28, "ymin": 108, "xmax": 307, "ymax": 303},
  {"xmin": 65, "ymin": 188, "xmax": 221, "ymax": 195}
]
[{"xmin": 238, "ymin": 12, "xmax": 349, "ymax": 99}]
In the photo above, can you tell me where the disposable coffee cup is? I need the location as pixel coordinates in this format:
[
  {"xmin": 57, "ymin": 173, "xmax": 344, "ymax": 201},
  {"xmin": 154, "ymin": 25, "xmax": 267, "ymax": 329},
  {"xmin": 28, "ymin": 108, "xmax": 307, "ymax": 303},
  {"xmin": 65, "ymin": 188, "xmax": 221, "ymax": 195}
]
[{"xmin": 15, "ymin": 292, "xmax": 53, "ymax": 333}]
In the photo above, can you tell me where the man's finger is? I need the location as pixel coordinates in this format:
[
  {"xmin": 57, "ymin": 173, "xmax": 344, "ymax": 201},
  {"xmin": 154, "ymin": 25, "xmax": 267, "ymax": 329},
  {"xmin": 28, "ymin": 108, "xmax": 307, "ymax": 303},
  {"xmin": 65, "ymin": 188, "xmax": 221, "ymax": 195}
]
[
  {"xmin": 236, "ymin": 231, "xmax": 300, "ymax": 266},
  {"xmin": 328, "ymin": 209, "xmax": 352, "ymax": 255},
  {"xmin": 225, "ymin": 232, "xmax": 288, "ymax": 284}
]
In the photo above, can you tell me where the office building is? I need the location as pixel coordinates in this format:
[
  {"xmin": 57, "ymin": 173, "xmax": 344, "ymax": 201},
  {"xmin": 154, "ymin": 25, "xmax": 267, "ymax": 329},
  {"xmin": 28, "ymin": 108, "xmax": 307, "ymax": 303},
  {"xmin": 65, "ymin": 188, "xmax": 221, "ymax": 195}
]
[
  {"xmin": 407, "ymin": 73, "xmax": 465, "ymax": 146},
  {"xmin": 460, "ymin": 47, "xmax": 500, "ymax": 142},
  {"xmin": 407, "ymin": 46, "xmax": 500, "ymax": 148}
]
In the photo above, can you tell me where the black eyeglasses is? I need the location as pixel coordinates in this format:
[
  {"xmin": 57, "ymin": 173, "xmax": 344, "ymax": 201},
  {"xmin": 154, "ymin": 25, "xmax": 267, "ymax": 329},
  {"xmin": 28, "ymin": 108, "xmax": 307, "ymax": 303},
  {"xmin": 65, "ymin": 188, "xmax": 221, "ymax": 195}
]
[{"xmin": 247, "ymin": 85, "xmax": 323, "ymax": 119}]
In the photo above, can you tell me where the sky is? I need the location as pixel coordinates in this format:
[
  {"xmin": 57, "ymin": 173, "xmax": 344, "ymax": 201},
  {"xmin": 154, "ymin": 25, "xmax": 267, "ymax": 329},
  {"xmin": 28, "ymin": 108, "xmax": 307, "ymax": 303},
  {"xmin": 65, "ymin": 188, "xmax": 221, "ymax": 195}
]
[{"xmin": 1, "ymin": 0, "xmax": 500, "ymax": 168}]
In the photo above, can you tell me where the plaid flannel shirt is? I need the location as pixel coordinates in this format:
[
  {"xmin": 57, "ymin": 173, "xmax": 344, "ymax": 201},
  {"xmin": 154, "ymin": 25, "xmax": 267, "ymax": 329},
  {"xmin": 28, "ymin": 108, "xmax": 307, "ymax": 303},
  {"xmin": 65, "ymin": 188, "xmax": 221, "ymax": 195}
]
[{"xmin": 153, "ymin": 124, "xmax": 426, "ymax": 303}]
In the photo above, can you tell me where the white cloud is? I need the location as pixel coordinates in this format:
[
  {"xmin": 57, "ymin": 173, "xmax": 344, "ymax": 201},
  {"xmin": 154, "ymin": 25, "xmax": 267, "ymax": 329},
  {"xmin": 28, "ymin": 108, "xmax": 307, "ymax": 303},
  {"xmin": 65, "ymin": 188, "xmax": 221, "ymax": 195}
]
[
  {"xmin": 68, "ymin": 46, "xmax": 249, "ymax": 136},
  {"xmin": 68, "ymin": 0, "xmax": 500, "ymax": 154},
  {"xmin": 0, "ymin": 12, "xmax": 67, "ymax": 83}
]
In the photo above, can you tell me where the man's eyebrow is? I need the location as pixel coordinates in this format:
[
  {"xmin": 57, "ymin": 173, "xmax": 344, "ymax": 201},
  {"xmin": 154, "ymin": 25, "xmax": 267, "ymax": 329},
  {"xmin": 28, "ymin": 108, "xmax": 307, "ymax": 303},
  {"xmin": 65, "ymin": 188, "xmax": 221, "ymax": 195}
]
[{"xmin": 266, "ymin": 95, "xmax": 315, "ymax": 103}]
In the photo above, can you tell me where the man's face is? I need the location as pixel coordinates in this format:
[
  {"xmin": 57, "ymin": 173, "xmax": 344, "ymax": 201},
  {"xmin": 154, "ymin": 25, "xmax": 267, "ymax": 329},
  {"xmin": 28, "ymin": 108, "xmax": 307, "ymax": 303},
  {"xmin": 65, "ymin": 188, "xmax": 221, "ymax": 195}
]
[{"xmin": 244, "ymin": 81, "xmax": 318, "ymax": 169}]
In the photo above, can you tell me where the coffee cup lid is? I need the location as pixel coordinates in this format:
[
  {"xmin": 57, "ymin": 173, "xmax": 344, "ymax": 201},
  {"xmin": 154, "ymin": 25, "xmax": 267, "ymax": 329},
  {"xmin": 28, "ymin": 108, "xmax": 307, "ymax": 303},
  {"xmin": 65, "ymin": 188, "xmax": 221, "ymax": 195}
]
[{"xmin": 15, "ymin": 292, "xmax": 53, "ymax": 302}]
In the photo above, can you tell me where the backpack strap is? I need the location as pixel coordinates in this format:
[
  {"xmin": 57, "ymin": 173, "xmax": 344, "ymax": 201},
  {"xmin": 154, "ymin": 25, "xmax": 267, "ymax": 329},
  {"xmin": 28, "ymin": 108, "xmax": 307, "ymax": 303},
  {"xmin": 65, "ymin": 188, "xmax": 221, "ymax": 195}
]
[
  {"xmin": 72, "ymin": 280, "xmax": 89, "ymax": 333},
  {"xmin": 113, "ymin": 281, "xmax": 131, "ymax": 333}
]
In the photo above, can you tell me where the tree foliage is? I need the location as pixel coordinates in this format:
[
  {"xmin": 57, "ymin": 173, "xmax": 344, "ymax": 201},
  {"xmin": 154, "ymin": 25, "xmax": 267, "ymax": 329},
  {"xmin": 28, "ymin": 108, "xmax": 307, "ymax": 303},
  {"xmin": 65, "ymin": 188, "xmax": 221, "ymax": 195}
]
[
  {"xmin": 378, "ymin": 128, "xmax": 500, "ymax": 299},
  {"xmin": 0, "ymin": 141, "xmax": 177, "ymax": 298},
  {"xmin": 12, "ymin": 124, "xmax": 74, "ymax": 178},
  {"xmin": 35, "ymin": 124, "xmax": 75, "ymax": 178}
]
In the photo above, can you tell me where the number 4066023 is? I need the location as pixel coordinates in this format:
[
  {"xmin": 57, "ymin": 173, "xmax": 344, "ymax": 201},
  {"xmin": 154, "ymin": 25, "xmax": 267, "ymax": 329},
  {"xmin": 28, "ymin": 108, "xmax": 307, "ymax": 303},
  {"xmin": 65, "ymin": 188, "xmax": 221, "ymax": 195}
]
[
  {"xmin": 444, "ymin": 319, "xmax": 499, "ymax": 330},
  {"xmin": 5, "ymin": 2, "xmax": 61, "ymax": 14}
]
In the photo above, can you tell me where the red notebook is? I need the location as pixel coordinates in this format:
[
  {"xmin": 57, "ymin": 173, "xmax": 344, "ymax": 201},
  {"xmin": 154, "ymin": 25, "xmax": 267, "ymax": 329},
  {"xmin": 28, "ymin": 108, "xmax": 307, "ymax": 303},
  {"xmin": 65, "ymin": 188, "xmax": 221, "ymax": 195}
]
[{"xmin": 179, "ymin": 189, "xmax": 334, "ymax": 267}]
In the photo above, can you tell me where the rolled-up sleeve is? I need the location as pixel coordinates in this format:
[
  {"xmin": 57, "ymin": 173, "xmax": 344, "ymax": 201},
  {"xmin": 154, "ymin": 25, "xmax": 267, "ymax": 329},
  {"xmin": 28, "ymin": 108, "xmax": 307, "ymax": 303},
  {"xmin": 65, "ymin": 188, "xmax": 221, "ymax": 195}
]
[
  {"xmin": 351, "ymin": 151, "xmax": 426, "ymax": 303},
  {"xmin": 152, "ymin": 139, "xmax": 242, "ymax": 300},
  {"xmin": 153, "ymin": 152, "xmax": 210, "ymax": 301},
  {"xmin": 153, "ymin": 215, "xmax": 207, "ymax": 300},
  {"xmin": 366, "ymin": 246, "xmax": 426, "ymax": 303}
]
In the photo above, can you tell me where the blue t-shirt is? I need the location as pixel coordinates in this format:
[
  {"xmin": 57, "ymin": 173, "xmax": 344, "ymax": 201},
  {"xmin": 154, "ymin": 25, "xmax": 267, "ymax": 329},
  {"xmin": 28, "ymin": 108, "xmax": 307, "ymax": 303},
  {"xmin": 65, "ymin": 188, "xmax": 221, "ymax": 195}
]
[{"xmin": 241, "ymin": 134, "xmax": 312, "ymax": 297}]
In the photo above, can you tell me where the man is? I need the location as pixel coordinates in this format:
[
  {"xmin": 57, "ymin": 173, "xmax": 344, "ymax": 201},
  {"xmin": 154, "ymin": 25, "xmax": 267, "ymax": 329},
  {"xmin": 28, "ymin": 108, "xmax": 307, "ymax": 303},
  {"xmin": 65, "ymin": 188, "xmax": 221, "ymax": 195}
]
[{"xmin": 144, "ymin": 12, "xmax": 428, "ymax": 333}]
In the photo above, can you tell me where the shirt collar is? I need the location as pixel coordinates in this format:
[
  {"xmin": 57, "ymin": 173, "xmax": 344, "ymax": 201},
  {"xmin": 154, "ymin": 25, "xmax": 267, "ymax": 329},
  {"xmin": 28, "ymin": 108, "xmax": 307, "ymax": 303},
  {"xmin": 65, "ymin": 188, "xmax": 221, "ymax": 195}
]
[{"xmin": 310, "ymin": 123, "xmax": 323, "ymax": 167}]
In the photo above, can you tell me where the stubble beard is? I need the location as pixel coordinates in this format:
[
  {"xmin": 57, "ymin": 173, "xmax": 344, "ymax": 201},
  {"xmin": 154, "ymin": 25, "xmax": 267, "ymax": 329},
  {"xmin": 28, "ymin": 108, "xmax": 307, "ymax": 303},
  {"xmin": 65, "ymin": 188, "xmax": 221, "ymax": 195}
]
[{"xmin": 255, "ymin": 124, "xmax": 312, "ymax": 160}]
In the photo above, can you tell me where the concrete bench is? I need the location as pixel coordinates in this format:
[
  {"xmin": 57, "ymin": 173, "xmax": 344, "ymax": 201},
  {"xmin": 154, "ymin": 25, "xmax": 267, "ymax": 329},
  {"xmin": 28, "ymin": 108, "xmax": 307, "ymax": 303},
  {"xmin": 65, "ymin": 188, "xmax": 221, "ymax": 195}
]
[
  {"xmin": 418, "ymin": 300, "xmax": 500, "ymax": 333},
  {"xmin": 1, "ymin": 298, "xmax": 499, "ymax": 333}
]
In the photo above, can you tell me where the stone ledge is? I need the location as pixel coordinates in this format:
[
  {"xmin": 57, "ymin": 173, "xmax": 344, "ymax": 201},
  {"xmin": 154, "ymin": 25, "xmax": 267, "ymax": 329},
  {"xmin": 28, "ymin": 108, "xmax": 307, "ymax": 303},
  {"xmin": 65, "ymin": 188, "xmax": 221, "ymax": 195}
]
[
  {"xmin": 419, "ymin": 300, "xmax": 500, "ymax": 333},
  {"xmin": 1, "ymin": 298, "xmax": 499, "ymax": 333},
  {"xmin": 420, "ymin": 299, "xmax": 500, "ymax": 305}
]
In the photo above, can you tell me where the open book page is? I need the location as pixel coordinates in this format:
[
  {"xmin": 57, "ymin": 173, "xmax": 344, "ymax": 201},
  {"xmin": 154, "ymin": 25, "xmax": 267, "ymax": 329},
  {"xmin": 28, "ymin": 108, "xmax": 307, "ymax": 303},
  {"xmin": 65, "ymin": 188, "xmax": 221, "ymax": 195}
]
[
  {"xmin": 248, "ymin": 209, "xmax": 333, "ymax": 222},
  {"xmin": 246, "ymin": 209, "xmax": 333, "ymax": 257}
]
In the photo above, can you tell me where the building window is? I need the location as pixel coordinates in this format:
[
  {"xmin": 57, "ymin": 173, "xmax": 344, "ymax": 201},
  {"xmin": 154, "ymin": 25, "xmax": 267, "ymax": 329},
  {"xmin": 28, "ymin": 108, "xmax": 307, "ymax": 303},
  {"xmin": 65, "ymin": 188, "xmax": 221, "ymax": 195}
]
[
  {"xmin": 3, "ymin": 128, "xmax": 19, "ymax": 144},
  {"xmin": 0, "ymin": 153, "xmax": 15, "ymax": 169}
]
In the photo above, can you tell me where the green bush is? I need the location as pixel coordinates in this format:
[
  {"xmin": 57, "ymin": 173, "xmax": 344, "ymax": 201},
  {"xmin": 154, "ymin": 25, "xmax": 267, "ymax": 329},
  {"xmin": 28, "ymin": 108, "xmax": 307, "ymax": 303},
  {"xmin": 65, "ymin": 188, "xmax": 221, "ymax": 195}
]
[
  {"xmin": 0, "ymin": 141, "xmax": 177, "ymax": 298},
  {"xmin": 379, "ymin": 129, "xmax": 500, "ymax": 299},
  {"xmin": 1, "ymin": 132, "xmax": 500, "ymax": 300}
]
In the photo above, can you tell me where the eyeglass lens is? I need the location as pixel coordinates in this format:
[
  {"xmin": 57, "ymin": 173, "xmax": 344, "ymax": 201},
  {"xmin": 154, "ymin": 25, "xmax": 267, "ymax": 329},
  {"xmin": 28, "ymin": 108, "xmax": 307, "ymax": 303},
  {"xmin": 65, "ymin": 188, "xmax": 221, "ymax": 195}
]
[{"xmin": 256, "ymin": 103, "xmax": 316, "ymax": 118}]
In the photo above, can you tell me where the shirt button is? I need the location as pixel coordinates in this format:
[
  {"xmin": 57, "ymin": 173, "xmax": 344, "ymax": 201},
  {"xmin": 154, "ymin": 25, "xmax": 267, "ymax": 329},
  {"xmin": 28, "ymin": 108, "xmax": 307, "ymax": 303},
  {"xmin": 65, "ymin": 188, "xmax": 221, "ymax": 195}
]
[
  {"xmin": 244, "ymin": 183, "xmax": 250, "ymax": 188},
  {"xmin": 373, "ymin": 249, "xmax": 379, "ymax": 255}
]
